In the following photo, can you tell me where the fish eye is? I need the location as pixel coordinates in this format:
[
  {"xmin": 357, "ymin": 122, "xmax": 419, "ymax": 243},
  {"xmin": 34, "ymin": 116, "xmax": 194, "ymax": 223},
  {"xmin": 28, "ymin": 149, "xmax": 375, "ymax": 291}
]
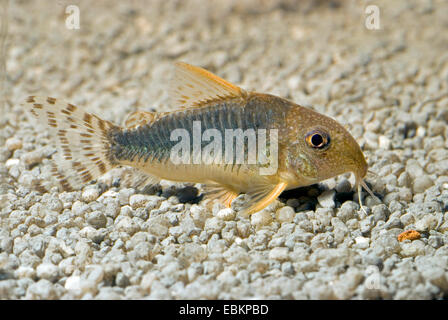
[{"xmin": 305, "ymin": 130, "xmax": 330, "ymax": 149}]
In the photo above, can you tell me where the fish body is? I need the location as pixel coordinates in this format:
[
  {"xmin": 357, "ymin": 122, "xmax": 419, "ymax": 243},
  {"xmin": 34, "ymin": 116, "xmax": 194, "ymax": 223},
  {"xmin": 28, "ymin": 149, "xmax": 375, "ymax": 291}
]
[
  {"xmin": 112, "ymin": 93, "xmax": 287, "ymax": 185},
  {"xmin": 25, "ymin": 62, "xmax": 371, "ymax": 214}
]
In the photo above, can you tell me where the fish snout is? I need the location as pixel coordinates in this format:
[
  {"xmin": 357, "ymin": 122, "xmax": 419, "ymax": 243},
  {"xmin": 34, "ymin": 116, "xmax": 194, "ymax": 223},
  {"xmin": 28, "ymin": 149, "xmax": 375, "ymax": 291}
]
[{"xmin": 353, "ymin": 150, "xmax": 368, "ymax": 183}]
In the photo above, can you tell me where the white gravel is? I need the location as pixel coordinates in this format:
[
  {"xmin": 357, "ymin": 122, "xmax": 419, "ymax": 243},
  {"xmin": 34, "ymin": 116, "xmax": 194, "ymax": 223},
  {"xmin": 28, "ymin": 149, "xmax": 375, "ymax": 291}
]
[{"xmin": 0, "ymin": 0, "xmax": 447, "ymax": 300}]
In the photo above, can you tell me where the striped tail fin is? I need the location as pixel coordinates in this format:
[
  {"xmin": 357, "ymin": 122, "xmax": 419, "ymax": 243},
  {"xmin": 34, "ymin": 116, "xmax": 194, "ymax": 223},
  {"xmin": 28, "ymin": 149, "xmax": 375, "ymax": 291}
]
[{"xmin": 24, "ymin": 96, "xmax": 120, "ymax": 191}]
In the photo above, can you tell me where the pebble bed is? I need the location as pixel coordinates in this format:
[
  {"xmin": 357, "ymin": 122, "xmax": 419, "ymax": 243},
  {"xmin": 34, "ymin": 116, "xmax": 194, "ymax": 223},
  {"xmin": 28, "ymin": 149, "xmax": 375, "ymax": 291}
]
[{"xmin": 0, "ymin": 0, "xmax": 447, "ymax": 299}]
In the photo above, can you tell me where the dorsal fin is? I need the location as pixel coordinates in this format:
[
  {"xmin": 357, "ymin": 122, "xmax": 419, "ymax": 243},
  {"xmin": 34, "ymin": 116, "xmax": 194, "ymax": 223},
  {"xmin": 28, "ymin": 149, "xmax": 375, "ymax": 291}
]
[{"xmin": 168, "ymin": 62, "xmax": 247, "ymax": 109}]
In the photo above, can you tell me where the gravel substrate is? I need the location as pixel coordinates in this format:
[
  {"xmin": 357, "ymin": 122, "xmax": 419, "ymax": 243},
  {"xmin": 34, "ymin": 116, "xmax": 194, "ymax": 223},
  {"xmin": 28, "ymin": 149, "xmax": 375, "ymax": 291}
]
[{"xmin": 0, "ymin": 0, "xmax": 448, "ymax": 299}]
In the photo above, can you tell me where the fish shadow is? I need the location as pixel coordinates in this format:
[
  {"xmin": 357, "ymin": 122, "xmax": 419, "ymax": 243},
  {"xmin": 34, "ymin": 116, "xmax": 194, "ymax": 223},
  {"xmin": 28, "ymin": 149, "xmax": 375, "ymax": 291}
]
[
  {"xmin": 138, "ymin": 184, "xmax": 203, "ymax": 204},
  {"xmin": 280, "ymin": 180, "xmax": 383, "ymax": 212},
  {"xmin": 131, "ymin": 180, "xmax": 382, "ymax": 210}
]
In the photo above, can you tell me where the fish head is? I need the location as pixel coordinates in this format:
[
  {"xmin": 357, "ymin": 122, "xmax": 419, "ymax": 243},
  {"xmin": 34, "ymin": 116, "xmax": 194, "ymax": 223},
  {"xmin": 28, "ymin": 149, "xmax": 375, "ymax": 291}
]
[{"xmin": 286, "ymin": 105, "xmax": 368, "ymax": 186}]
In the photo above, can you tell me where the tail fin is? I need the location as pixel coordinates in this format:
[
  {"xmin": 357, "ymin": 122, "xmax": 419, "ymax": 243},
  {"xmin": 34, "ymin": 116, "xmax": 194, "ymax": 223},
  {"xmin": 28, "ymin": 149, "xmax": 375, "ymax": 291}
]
[{"xmin": 24, "ymin": 96, "xmax": 119, "ymax": 191}]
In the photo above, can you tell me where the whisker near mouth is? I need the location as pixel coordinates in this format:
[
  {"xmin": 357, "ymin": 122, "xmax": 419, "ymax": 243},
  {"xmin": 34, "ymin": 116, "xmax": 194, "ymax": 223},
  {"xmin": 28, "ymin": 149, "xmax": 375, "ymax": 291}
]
[
  {"xmin": 367, "ymin": 169, "xmax": 379, "ymax": 178},
  {"xmin": 356, "ymin": 177, "xmax": 382, "ymax": 214},
  {"xmin": 360, "ymin": 179, "xmax": 377, "ymax": 200}
]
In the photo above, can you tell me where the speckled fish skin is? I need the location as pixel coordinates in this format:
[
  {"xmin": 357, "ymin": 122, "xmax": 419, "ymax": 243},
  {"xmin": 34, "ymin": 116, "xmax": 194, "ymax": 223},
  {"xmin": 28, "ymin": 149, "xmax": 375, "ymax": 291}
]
[
  {"xmin": 284, "ymin": 99, "xmax": 368, "ymax": 187},
  {"xmin": 109, "ymin": 93, "xmax": 288, "ymax": 186},
  {"xmin": 25, "ymin": 62, "xmax": 369, "ymax": 214}
]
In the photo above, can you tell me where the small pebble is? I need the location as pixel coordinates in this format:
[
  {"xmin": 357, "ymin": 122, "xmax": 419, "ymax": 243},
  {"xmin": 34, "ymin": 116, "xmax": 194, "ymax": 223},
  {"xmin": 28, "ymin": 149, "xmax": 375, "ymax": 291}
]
[
  {"xmin": 21, "ymin": 150, "xmax": 45, "ymax": 166},
  {"xmin": 82, "ymin": 188, "xmax": 100, "ymax": 203},
  {"xmin": 317, "ymin": 190, "xmax": 336, "ymax": 208},
  {"xmin": 216, "ymin": 208, "xmax": 236, "ymax": 221},
  {"xmin": 412, "ymin": 175, "xmax": 434, "ymax": 193},
  {"xmin": 354, "ymin": 236, "xmax": 370, "ymax": 249},
  {"xmin": 414, "ymin": 215, "xmax": 438, "ymax": 232},
  {"xmin": 204, "ymin": 217, "xmax": 225, "ymax": 234},
  {"xmin": 401, "ymin": 240, "xmax": 426, "ymax": 257},
  {"xmin": 115, "ymin": 217, "xmax": 139, "ymax": 235},
  {"xmin": 65, "ymin": 275, "xmax": 82, "ymax": 291},
  {"xmin": 86, "ymin": 211, "xmax": 107, "ymax": 229},
  {"xmin": 36, "ymin": 263, "xmax": 59, "ymax": 282},
  {"xmin": 251, "ymin": 210, "xmax": 273, "ymax": 228},
  {"xmin": 26, "ymin": 279, "xmax": 58, "ymax": 299},
  {"xmin": 269, "ymin": 247, "xmax": 289, "ymax": 261},
  {"xmin": 5, "ymin": 158, "xmax": 20, "ymax": 169},
  {"xmin": 275, "ymin": 206, "xmax": 295, "ymax": 223},
  {"xmin": 5, "ymin": 138, "xmax": 23, "ymax": 151},
  {"xmin": 372, "ymin": 204, "xmax": 388, "ymax": 222},
  {"xmin": 129, "ymin": 194, "xmax": 149, "ymax": 209},
  {"xmin": 336, "ymin": 179, "xmax": 352, "ymax": 193},
  {"xmin": 397, "ymin": 230, "xmax": 421, "ymax": 242},
  {"xmin": 378, "ymin": 135, "xmax": 391, "ymax": 149}
]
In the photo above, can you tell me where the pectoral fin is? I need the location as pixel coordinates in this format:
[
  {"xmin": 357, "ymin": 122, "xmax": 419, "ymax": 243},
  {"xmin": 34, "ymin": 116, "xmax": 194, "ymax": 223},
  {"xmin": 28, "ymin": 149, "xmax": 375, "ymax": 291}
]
[{"xmin": 240, "ymin": 182, "xmax": 287, "ymax": 215}]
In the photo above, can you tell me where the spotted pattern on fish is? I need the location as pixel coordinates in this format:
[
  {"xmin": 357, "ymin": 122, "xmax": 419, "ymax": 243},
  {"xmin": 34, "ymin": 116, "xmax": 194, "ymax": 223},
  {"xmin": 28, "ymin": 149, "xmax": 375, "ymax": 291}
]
[
  {"xmin": 24, "ymin": 96, "xmax": 119, "ymax": 191},
  {"xmin": 110, "ymin": 97, "xmax": 288, "ymax": 170}
]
